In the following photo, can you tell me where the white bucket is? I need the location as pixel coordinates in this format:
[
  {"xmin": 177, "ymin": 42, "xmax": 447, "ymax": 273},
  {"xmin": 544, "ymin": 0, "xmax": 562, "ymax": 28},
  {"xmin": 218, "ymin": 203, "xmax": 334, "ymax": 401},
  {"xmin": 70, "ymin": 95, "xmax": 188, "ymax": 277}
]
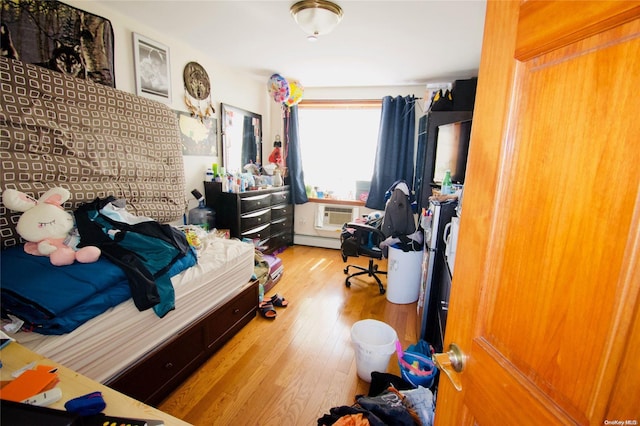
[
  {"xmin": 350, "ymin": 319, "xmax": 398, "ymax": 382},
  {"xmin": 386, "ymin": 245, "xmax": 423, "ymax": 304}
]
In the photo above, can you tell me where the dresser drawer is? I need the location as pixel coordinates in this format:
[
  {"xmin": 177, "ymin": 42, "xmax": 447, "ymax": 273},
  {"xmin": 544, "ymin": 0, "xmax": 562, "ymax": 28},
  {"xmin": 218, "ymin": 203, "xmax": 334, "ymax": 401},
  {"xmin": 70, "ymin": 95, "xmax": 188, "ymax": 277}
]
[
  {"xmin": 206, "ymin": 282, "xmax": 258, "ymax": 349},
  {"xmin": 240, "ymin": 208, "xmax": 271, "ymax": 232},
  {"xmin": 271, "ymin": 217, "xmax": 292, "ymax": 234},
  {"xmin": 241, "ymin": 222, "xmax": 270, "ymax": 240},
  {"xmin": 240, "ymin": 193, "xmax": 271, "ymax": 213},
  {"xmin": 269, "ymin": 230, "xmax": 293, "ymax": 249},
  {"xmin": 270, "ymin": 191, "xmax": 290, "ymax": 205},
  {"xmin": 109, "ymin": 325, "xmax": 205, "ymax": 401},
  {"xmin": 271, "ymin": 203, "xmax": 292, "ymax": 220}
]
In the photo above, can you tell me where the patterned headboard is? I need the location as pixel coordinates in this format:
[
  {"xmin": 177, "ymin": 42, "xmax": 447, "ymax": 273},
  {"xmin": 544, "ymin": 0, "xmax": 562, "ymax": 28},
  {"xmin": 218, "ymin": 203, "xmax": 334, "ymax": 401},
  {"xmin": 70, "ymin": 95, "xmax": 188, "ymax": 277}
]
[{"xmin": 0, "ymin": 57, "xmax": 186, "ymax": 249}]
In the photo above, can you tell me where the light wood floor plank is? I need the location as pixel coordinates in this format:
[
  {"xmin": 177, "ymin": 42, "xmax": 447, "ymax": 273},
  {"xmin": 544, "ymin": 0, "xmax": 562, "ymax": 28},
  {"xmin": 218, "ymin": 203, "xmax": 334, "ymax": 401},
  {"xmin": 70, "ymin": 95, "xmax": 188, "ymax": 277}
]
[{"xmin": 158, "ymin": 245, "xmax": 419, "ymax": 424}]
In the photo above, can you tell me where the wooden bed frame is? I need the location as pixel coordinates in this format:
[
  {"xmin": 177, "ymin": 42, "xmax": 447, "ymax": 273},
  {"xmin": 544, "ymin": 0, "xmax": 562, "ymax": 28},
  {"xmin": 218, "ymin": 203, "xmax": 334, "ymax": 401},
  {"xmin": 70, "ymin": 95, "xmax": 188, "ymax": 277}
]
[{"xmin": 106, "ymin": 281, "xmax": 258, "ymax": 406}]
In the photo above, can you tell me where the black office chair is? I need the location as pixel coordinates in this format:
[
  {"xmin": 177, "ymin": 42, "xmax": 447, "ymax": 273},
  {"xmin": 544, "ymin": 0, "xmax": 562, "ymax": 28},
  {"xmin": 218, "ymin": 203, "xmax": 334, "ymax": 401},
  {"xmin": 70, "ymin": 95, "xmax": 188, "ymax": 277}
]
[{"xmin": 340, "ymin": 221, "xmax": 387, "ymax": 295}]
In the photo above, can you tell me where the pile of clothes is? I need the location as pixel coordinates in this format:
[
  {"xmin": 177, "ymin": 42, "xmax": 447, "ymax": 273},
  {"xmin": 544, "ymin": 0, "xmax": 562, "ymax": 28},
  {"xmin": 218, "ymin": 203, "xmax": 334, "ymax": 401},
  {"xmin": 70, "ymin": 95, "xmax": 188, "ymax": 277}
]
[{"xmin": 317, "ymin": 372, "xmax": 435, "ymax": 426}]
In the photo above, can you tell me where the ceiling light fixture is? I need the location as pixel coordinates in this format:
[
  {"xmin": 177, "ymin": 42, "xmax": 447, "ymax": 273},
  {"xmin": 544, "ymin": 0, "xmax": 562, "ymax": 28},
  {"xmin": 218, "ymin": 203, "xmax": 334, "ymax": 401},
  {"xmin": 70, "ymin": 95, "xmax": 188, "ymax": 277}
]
[{"xmin": 290, "ymin": 0, "xmax": 344, "ymax": 41}]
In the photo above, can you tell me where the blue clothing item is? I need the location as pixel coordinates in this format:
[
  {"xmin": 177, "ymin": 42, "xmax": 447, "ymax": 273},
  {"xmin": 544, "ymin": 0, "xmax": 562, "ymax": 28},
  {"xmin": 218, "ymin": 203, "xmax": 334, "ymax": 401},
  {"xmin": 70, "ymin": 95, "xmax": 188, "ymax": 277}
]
[
  {"xmin": 356, "ymin": 389, "xmax": 415, "ymax": 426},
  {"xmin": 407, "ymin": 339, "xmax": 433, "ymax": 357},
  {"xmin": 75, "ymin": 197, "xmax": 195, "ymax": 317},
  {"xmin": 402, "ymin": 386, "xmax": 435, "ymax": 426},
  {"xmin": 98, "ymin": 226, "xmax": 178, "ymax": 317},
  {"xmin": 0, "ymin": 246, "xmax": 130, "ymax": 335}
]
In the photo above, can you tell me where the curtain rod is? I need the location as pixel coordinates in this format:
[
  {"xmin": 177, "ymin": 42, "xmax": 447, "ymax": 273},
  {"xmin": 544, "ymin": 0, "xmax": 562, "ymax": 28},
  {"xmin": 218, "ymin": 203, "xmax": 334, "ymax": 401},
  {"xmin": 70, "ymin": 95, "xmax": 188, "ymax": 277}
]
[{"xmin": 299, "ymin": 99, "xmax": 382, "ymax": 109}]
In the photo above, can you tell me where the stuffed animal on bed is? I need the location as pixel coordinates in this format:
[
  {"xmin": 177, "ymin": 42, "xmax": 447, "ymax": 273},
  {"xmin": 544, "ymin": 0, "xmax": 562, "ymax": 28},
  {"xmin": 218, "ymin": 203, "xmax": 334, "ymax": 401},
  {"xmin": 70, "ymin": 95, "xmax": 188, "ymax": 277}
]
[{"xmin": 2, "ymin": 187, "xmax": 101, "ymax": 266}]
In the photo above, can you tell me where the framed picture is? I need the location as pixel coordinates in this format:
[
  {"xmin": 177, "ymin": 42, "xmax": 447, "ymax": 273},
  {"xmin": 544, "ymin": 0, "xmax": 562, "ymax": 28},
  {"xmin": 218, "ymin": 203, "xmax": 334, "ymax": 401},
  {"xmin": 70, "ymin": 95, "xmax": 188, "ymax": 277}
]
[
  {"xmin": 176, "ymin": 111, "xmax": 218, "ymax": 156},
  {"xmin": 133, "ymin": 33, "xmax": 171, "ymax": 103}
]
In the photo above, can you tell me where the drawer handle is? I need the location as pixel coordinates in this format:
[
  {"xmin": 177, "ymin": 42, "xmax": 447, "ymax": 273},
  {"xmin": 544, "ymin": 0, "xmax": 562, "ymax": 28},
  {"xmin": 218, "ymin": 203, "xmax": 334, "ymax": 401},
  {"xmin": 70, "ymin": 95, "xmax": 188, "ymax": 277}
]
[
  {"xmin": 164, "ymin": 362, "xmax": 174, "ymax": 369},
  {"xmin": 233, "ymin": 308, "xmax": 240, "ymax": 314}
]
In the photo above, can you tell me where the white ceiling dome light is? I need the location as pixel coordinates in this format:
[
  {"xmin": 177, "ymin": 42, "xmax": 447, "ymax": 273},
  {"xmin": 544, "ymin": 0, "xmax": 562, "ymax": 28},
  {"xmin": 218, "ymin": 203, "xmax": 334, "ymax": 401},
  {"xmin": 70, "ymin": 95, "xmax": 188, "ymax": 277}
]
[{"xmin": 290, "ymin": 0, "xmax": 344, "ymax": 41}]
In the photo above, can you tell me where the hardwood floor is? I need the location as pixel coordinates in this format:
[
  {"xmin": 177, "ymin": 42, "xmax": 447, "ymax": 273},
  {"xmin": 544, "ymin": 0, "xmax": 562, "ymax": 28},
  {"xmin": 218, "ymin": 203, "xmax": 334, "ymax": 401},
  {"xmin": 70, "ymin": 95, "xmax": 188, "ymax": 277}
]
[{"xmin": 158, "ymin": 244, "xmax": 419, "ymax": 425}]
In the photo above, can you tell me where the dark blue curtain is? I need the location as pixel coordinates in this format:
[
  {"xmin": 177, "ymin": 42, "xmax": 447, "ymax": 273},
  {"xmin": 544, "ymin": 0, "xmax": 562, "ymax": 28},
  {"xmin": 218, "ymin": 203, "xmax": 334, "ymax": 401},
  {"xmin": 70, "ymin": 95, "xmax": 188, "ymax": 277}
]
[
  {"xmin": 284, "ymin": 105, "xmax": 309, "ymax": 204},
  {"xmin": 366, "ymin": 95, "xmax": 416, "ymax": 210}
]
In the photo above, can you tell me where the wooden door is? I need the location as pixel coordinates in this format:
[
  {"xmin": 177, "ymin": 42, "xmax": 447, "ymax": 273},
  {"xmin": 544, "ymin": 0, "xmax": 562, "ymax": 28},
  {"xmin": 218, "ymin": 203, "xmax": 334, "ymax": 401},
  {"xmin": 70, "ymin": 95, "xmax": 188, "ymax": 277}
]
[{"xmin": 435, "ymin": 1, "xmax": 640, "ymax": 424}]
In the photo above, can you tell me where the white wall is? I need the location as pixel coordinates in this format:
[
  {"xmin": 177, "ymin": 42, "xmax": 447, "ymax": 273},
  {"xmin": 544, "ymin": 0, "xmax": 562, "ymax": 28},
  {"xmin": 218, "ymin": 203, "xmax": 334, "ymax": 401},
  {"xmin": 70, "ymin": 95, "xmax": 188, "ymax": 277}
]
[{"xmin": 66, "ymin": 1, "xmax": 270, "ymax": 216}]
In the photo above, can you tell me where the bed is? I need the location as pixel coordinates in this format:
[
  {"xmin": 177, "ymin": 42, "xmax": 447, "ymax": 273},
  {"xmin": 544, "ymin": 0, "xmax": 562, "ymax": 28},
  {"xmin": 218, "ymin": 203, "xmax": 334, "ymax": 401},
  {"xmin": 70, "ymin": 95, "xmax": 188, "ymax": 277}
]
[{"xmin": 0, "ymin": 57, "xmax": 258, "ymax": 406}]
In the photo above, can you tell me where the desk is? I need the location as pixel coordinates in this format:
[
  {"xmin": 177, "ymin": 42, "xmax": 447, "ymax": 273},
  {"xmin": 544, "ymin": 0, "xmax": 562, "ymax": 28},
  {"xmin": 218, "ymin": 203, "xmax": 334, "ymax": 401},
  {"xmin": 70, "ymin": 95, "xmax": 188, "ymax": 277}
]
[{"xmin": 0, "ymin": 343, "xmax": 191, "ymax": 426}]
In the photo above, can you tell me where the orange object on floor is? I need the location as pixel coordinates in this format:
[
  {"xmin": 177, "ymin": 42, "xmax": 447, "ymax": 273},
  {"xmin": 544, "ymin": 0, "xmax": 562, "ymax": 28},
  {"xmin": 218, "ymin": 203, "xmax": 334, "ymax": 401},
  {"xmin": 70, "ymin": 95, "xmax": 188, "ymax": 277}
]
[{"xmin": 0, "ymin": 365, "xmax": 58, "ymax": 402}]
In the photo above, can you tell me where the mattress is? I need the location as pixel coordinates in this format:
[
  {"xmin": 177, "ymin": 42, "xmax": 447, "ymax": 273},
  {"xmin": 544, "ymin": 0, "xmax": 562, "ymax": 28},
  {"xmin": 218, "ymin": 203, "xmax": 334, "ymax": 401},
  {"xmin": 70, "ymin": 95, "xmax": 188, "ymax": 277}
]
[
  {"xmin": 12, "ymin": 234, "xmax": 255, "ymax": 383},
  {"xmin": 0, "ymin": 57, "xmax": 186, "ymax": 250}
]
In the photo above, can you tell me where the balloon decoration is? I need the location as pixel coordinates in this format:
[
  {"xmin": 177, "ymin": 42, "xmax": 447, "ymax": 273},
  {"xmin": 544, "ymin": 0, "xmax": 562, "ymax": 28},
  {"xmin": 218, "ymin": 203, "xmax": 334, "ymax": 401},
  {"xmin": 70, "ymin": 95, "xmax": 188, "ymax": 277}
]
[
  {"xmin": 267, "ymin": 74, "xmax": 305, "ymax": 108},
  {"xmin": 269, "ymin": 75, "xmax": 304, "ymax": 173},
  {"xmin": 284, "ymin": 80, "xmax": 304, "ymax": 107},
  {"xmin": 268, "ymin": 74, "xmax": 289, "ymax": 104}
]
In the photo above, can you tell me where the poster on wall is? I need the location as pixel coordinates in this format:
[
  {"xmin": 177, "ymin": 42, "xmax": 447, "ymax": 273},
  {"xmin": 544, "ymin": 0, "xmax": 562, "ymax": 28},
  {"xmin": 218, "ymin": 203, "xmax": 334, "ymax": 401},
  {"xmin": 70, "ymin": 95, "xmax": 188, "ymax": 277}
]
[
  {"xmin": 176, "ymin": 111, "xmax": 218, "ymax": 156},
  {"xmin": 1, "ymin": 0, "xmax": 116, "ymax": 87},
  {"xmin": 133, "ymin": 33, "xmax": 171, "ymax": 103}
]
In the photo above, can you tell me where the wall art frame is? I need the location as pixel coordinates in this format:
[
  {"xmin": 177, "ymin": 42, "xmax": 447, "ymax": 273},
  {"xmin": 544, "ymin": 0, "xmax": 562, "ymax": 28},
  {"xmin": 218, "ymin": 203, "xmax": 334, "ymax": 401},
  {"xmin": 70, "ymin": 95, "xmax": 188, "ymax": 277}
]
[
  {"xmin": 133, "ymin": 33, "xmax": 171, "ymax": 103},
  {"xmin": 176, "ymin": 111, "xmax": 219, "ymax": 156}
]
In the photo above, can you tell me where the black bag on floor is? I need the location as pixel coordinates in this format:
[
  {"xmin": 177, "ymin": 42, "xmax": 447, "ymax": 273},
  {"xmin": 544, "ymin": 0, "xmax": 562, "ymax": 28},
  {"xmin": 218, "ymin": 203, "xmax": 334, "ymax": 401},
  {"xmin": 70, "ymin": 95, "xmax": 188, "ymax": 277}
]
[{"xmin": 368, "ymin": 371, "xmax": 415, "ymax": 396}]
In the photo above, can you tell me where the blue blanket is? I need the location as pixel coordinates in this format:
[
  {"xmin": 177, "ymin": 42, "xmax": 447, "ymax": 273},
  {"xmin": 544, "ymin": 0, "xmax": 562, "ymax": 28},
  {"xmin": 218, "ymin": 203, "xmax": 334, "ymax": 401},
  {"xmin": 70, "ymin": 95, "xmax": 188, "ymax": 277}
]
[{"xmin": 0, "ymin": 246, "xmax": 196, "ymax": 335}]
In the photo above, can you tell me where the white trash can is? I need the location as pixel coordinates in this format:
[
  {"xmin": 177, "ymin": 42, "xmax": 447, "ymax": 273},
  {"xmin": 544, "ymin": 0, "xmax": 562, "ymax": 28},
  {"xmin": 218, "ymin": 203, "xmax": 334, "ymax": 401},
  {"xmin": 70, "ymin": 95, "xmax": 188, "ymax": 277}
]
[
  {"xmin": 350, "ymin": 319, "xmax": 398, "ymax": 382},
  {"xmin": 386, "ymin": 245, "xmax": 423, "ymax": 304}
]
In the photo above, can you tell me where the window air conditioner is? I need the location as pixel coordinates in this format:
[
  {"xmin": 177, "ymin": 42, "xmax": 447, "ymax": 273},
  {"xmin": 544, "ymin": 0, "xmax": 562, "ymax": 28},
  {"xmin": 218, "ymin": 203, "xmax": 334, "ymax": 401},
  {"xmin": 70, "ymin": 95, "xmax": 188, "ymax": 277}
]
[{"xmin": 315, "ymin": 205, "xmax": 359, "ymax": 231}]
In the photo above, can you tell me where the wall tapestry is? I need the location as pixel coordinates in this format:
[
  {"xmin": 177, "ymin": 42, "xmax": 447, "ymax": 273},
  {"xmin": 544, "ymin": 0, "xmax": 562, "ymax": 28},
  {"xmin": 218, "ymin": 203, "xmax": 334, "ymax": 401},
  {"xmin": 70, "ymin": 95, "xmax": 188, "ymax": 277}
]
[
  {"xmin": 1, "ymin": 0, "xmax": 115, "ymax": 87},
  {"xmin": 176, "ymin": 110, "xmax": 218, "ymax": 156}
]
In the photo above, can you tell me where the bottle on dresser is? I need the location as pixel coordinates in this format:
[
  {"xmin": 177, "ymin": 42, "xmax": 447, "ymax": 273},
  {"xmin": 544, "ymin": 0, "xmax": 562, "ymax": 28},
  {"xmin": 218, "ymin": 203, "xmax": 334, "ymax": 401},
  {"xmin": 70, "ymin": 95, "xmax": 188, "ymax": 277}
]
[{"xmin": 441, "ymin": 169, "xmax": 453, "ymax": 195}]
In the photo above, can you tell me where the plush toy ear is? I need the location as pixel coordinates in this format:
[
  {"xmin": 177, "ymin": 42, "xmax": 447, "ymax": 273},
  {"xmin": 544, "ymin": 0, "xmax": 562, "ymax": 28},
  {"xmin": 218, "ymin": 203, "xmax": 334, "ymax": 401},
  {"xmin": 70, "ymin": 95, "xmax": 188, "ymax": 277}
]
[
  {"xmin": 38, "ymin": 187, "xmax": 71, "ymax": 206},
  {"xmin": 2, "ymin": 189, "xmax": 37, "ymax": 212}
]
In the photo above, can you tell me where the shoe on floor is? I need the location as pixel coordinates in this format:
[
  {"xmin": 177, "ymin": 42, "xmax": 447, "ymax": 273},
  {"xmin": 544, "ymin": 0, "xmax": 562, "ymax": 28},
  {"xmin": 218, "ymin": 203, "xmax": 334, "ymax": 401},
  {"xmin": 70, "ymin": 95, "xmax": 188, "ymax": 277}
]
[
  {"xmin": 268, "ymin": 294, "xmax": 289, "ymax": 308},
  {"xmin": 259, "ymin": 301, "xmax": 277, "ymax": 319}
]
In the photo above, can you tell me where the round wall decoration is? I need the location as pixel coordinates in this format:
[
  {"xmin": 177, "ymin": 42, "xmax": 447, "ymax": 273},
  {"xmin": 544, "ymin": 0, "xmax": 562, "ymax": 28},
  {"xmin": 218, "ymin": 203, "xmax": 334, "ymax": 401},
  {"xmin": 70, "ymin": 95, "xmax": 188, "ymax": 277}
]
[
  {"xmin": 183, "ymin": 61, "xmax": 214, "ymax": 121},
  {"xmin": 183, "ymin": 61, "xmax": 210, "ymax": 99}
]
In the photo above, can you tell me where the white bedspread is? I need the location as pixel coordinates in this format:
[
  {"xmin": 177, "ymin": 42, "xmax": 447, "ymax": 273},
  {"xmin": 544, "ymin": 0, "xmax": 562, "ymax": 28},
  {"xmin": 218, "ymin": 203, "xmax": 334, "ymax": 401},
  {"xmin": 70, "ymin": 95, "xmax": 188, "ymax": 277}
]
[{"xmin": 14, "ymin": 234, "xmax": 255, "ymax": 383}]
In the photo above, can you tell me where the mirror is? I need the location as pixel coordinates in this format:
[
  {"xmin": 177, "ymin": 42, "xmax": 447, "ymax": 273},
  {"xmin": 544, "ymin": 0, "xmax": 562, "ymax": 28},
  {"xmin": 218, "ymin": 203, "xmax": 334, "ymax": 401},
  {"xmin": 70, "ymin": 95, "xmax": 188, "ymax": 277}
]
[{"xmin": 220, "ymin": 103, "xmax": 262, "ymax": 174}]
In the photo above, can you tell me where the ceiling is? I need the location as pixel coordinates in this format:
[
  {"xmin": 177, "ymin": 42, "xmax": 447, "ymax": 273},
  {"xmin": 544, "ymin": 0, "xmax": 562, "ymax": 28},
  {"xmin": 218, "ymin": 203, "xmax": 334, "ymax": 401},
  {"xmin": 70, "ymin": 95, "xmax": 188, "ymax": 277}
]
[{"xmin": 97, "ymin": 0, "xmax": 487, "ymax": 88}]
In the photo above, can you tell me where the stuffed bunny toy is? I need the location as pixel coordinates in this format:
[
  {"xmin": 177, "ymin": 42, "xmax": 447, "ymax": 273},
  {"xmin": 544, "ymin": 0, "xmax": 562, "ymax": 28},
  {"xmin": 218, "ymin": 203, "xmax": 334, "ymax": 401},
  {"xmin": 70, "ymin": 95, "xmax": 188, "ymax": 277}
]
[{"xmin": 2, "ymin": 187, "xmax": 101, "ymax": 266}]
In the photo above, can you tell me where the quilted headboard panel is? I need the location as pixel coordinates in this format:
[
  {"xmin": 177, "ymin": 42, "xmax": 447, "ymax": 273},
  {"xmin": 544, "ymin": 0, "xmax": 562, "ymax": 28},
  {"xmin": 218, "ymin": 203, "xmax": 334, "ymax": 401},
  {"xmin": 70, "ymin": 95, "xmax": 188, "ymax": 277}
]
[{"xmin": 0, "ymin": 57, "xmax": 186, "ymax": 249}]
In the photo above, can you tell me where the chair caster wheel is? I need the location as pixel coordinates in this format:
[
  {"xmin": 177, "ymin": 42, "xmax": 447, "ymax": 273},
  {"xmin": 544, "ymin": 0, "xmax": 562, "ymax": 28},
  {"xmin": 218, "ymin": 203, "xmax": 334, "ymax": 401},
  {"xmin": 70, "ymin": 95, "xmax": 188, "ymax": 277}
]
[
  {"xmin": 380, "ymin": 289, "xmax": 386, "ymax": 295},
  {"xmin": 341, "ymin": 253, "xmax": 347, "ymax": 262},
  {"xmin": 343, "ymin": 267, "xmax": 349, "ymax": 274},
  {"xmin": 345, "ymin": 279, "xmax": 351, "ymax": 288}
]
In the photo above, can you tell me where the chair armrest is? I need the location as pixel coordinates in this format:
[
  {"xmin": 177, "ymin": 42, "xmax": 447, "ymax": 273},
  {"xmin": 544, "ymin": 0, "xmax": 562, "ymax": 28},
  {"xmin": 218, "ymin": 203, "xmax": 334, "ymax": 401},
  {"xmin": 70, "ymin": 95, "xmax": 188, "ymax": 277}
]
[
  {"xmin": 343, "ymin": 222, "xmax": 387, "ymax": 240},
  {"xmin": 344, "ymin": 222, "xmax": 377, "ymax": 230}
]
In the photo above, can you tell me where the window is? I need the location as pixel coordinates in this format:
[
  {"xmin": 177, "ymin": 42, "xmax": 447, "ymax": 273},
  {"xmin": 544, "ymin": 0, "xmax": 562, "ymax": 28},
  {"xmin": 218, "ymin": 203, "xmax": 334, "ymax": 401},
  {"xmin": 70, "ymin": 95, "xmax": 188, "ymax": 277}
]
[{"xmin": 298, "ymin": 100, "xmax": 381, "ymax": 200}]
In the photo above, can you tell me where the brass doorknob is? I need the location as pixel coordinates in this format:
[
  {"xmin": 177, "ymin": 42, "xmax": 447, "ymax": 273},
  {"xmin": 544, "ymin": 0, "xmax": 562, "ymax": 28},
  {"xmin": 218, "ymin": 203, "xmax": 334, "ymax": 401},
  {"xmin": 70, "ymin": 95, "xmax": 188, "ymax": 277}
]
[{"xmin": 432, "ymin": 343, "xmax": 466, "ymax": 391}]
